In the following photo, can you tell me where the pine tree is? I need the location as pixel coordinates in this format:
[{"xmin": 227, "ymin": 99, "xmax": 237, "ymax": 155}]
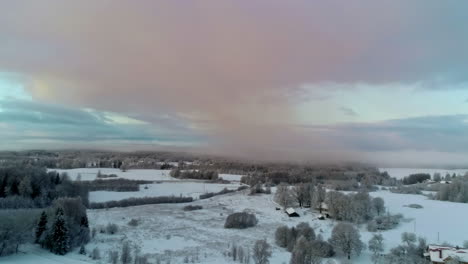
[
  {"xmin": 50, "ymin": 208, "xmax": 70, "ymax": 255},
  {"xmin": 80, "ymin": 215, "xmax": 89, "ymax": 228},
  {"xmin": 35, "ymin": 211, "xmax": 48, "ymax": 244},
  {"xmin": 79, "ymin": 245, "xmax": 86, "ymax": 255}
]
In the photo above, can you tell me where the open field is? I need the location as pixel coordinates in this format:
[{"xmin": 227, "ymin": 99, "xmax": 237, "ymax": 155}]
[
  {"xmin": 379, "ymin": 167, "xmax": 468, "ymax": 179},
  {"xmin": 89, "ymin": 182, "xmax": 243, "ymax": 202},
  {"xmin": 6, "ymin": 185, "xmax": 468, "ymax": 264}
]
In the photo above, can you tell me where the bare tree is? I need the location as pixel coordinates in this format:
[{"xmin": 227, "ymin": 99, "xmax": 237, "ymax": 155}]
[
  {"xmin": 275, "ymin": 183, "xmax": 294, "ymax": 209},
  {"xmin": 312, "ymin": 185, "xmax": 326, "ymax": 213},
  {"xmin": 275, "ymin": 226, "xmax": 289, "ymax": 248},
  {"xmin": 290, "ymin": 236, "xmax": 311, "ymax": 264},
  {"xmin": 329, "ymin": 223, "xmax": 364, "ymax": 260},
  {"xmin": 401, "ymin": 232, "xmax": 416, "ymax": 246},
  {"xmin": 253, "ymin": 239, "xmax": 272, "ymax": 264},
  {"xmin": 372, "ymin": 197, "xmax": 385, "ymax": 216},
  {"xmin": 121, "ymin": 241, "xmax": 132, "ymax": 264},
  {"xmin": 108, "ymin": 250, "xmax": 119, "ymax": 264},
  {"xmin": 368, "ymin": 234, "xmax": 384, "ymax": 264},
  {"xmin": 91, "ymin": 247, "xmax": 101, "ymax": 260}
]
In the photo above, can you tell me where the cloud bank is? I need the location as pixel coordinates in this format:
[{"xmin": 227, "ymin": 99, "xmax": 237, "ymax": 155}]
[{"xmin": 1, "ymin": 1, "xmax": 468, "ymax": 164}]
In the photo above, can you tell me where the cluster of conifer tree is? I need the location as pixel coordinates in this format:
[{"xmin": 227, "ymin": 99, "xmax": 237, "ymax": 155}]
[{"xmin": 35, "ymin": 197, "xmax": 90, "ymax": 255}]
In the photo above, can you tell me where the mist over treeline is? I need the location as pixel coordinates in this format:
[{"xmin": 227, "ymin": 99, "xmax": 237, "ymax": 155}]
[{"xmin": 0, "ymin": 149, "xmax": 376, "ymax": 170}]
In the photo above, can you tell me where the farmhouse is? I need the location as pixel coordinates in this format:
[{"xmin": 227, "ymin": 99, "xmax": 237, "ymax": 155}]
[
  {"xmin": 424, "ymin": 245, "xmax": 468, "ymax": 264},
  {"xmin": 285, "ymin": 208, "xmax": 300, "ymax": 217}
]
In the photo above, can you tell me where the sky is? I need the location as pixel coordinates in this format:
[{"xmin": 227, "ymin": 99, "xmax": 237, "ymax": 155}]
[{"xmin": 1, "ymin": 1, "xmax": 468, "ymax": 166}]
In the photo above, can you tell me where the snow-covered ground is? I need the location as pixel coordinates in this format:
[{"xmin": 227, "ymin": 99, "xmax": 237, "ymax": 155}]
[
  {"xmin": 89, "ymin": 182, "xmax": 243, "ymax": 202},
  {"xmin": 86, "ymin": 189, "xmax": 468, "ymax": 264},
  {"xmin": 365, "ymin": 190, "xmax": 468, "ymax": 250},
  {"xmin": 379, "ymin": 167, "xmax": 468, "ymax": 179},
  {"xmin": 5, "ymin": 186, "xmax": 468, "ymax": 264},
  {"xmin": 48, "ymin": 168, "xmax": 175, "ymax": 181},
  {"xmin": 219, "ymin": 174, "xmax": 244, "ymax": 182}
]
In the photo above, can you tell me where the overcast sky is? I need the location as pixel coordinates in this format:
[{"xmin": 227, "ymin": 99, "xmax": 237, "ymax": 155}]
[{"xmin": 1, "ymin": 1, "xmax": 468, "ymax": 166}]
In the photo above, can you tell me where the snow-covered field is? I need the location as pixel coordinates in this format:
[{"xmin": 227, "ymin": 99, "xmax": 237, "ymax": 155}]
[
  {"xmin": 7, "ymin": 187, "xmax": 468, "ymax": 264},
  {"xmin": 48, "ymin": 168, "xmax": 175, "ymax": 181},
  {"xmin": 89, "ymin": 182, "xmax": 243, "ymax": 202},
  {"xmin": 379, "ymin": 167, "xmax": 468, "ymax": 179},
  {"xmin": 219, "ymin": 174, "xmax": 244, "ymax": 182}
]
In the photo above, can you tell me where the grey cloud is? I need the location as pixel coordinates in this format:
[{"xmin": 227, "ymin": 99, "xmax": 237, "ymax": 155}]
[{"xmin": 0, "ymin": 99, "xmax": 204, "ymax": 146}]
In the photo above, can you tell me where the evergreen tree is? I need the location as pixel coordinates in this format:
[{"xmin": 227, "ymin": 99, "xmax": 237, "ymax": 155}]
[
  {"xmin": 50, "ymin": 208, "xmax": 70, "ymax": 255},
  {"xmin": 35, "ymin": 211, "xmax": 48, "ymax": 244},
  {"xmin": 80, "ymin": 215, "xmax": 89, "ymax": 228},
  {"xmin": 79, "ymin": 245, "xmax": 86, "ymax": 255}
]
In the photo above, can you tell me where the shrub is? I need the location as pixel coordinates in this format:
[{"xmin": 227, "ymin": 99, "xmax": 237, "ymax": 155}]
[
  {"xmin": 367, "ymin": 214, "xmax": 403, "ymax": 232},
  {"xmin": 183, "ymin": 205, "xmax": 203, "ymax": 211},
  {"xmin": 224, "ymin": 212, "xmax": 258, "ymax": 229},
  {"xmin": 106, "ymin": 223, "xmax": 118, "ymax": 235},
  {"xmin": 237, "ymin": 185, "xmax": 249, "ymax": 191},
  {"xmin": 405, "ymin": 204, "xmax": 423, "ymax": 209},
  {"xmin": 128, "ymin": 219, "xmax": 140, "ymax": 226}
]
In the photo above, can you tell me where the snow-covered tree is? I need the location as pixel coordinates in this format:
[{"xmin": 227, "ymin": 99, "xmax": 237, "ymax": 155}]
[
  {"xmin": 18, "ymin": 176, "xmax": 33, "ymax": 198},
  {"xmin": 35, "ymin": 211, "xmax": 48, "ymax": 244},
  {"xmin": 108, "ymin": 250, "xmax": 119, "ymax": 264},
  {"xmin": 295, "ymin": 222, "xmax": 315, "ymax": 242},
  {"xmin": 290, "ymin": 236, "xmax": 311, "ymax": 264},
  {"xmin": 275, "ymin": 183, "xmax": 294, "ymax": 209},
  {"xmin": 121, "ymin": 241, "xmax": 132, "ymax": 264},
  {"xmin": 91, "ymin": 247, "xmax": 101, "ymax": 260},
  {"xmin": 401, "ymin": 232, "xmax": 416, "ymax": 246},
  {"xmin": 372, "ymin": 197, "xmax": 385, "ymax": 216},
  {"xmin": 275, "ymin": 225, "xmax": 289, "ymax": 248},
  {"xmin": 253, "ymin": 239, "xmax": 271, "ymax": 264},
  {"xmin": 79, "ymin": 245, "xmax": 86, "ymax": 255},
  {"xmin": 309, "ymin": 240, "xmax": 334, "ymax": 258},
  {"xmin": 312, "ymin": 185, "xmax": 326, "ymax": 213},
  {"xmin": 329, "ymin": 223, "xmax": 364, "ymax": 260},
  {"xmin": 50, "ymin": 208, "xmax": 70, "ymax": 255},
  {"xmin": 368, "ymin": 234, "xmax": 384, "ymax": 263}
]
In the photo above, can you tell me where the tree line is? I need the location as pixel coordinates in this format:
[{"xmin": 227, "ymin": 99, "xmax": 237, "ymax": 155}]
[{"xmin": 0, "ymin": 165, "xmax": 89, "ymax": 209}]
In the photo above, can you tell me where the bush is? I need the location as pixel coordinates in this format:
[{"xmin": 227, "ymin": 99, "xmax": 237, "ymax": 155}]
[
  {"xmin": 224, "ymin": 212, "xmax": 258, "ymax": 229},
  {"xmin": 183, "ymin": 205, "xmax": 203, "ymax": 211},
  {"xmin": 106, "ymin": 223, "xmax": 118, "ymax": 235},
  {"xmin": 128, "ymin": 219, "xmax": 140, "ymax": 226},
  {"xmin": 367, "ymin": 214, "xmax": 403, "ymax": 232},
  {"xmin": 405, "ymin": 204, "xmax": 423, "ymax": 209},
  {"xmin": 237, "ymin": 185, "xmax": 249, "ymax": 191}
]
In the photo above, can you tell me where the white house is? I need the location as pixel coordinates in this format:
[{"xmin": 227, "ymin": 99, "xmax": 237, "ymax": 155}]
[{"xmin": 424, "ymin": 245, "xmax": 468, "ymax": 264}]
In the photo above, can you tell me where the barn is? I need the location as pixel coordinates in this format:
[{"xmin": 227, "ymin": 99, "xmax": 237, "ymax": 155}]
[{"xmin": 285, "ymin": 208, "xmax": 300, "ymax": 217}]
